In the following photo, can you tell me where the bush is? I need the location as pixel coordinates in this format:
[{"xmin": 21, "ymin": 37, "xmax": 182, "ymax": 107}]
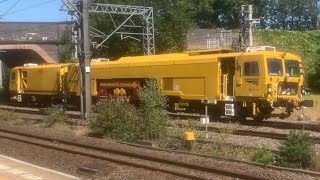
[
  {"xmin": 89, "ymin": 79, "xmax": 170, "ymax": 142},
  {"xmin": 276, "ymin": 130, "xmax": 315, "ymax": 169},
  {"xmin": 251, "ymin": 146, "xmax": 274, "ymax": 165},
  {"xmin": 138, "ymin": 79, "xmax": 169, "ymax": 139},
  {"xmin": 45, "ymin": 105, "xmax": 68, "ymax": 127},
  {"xmin": 90, "ymin": 99, "xmax": 142, "ymax": 142}
]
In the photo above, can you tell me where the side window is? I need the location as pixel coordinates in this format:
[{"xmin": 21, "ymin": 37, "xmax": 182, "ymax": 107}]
[
  {"xmin": 22, "ymin": 71, "xmax": 27, "ymax": 78},
  {"xmin": 10, "ymin": 72, "xmax": 15, "ymax": 80},
  {"xmin": 244, "ymin": 61, "xmax": 259, "ymax": 76}
]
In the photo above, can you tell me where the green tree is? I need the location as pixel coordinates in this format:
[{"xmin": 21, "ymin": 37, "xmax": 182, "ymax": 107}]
[
  {"xmin": 306, "ymin": 48, "xmax": 320, "ymax": 93},
  {"xmin": 90, "ymin": 0, "xmax": 194, "ymax": 58},
  {"xmin": 277, "ymin": 130, "xmax": 315, "ymax": 169},
  {"xmin": 59, "ymin": 26, "xmax": 76, "ymax": 63},
  {"xmin": 262, "ymin": 0, "xmax": 318, "ymax": 30},
  {"xmin": 139, "ymin": 79, "xmax": 169, "ymax": 139},
  {"xmin": 191, "ymin": 0, "xmax": 265, "ymax": 29}
]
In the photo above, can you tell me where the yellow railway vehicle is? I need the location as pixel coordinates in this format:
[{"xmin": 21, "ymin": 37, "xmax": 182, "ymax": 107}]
[
  {"xmin": 9, "ymin": 63, "xmax": 71, "ymax": 105},
  {"xmin": 9, "ymin": 49, "xmax": 313, "ymax": 121}
]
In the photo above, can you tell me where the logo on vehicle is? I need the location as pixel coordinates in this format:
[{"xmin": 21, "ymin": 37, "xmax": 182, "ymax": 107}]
[{"xmin": 245, "ymin": 78, "xmax": 259, "ymax": 86}]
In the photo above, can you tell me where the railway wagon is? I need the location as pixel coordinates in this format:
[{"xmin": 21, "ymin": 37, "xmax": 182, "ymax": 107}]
[
  {"xmin": 9, "ymin": 49, "xmax": 313, "ymax": 121},
  {"xmin": 9, "ymin": 64, "xmax": 71, "ymax": 105}
]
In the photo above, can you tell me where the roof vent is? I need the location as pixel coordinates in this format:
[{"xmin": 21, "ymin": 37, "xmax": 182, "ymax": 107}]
[
  {"xmin": 246, "ymin": 46, "xmax": 276, "ymax": 52},
  {"xmin": 91, "ymin": 58, "xmax": 109, "ymax": 62},
  {"xmin": 23, "ymin": 63, "xmax": 38, "ymax": 66}
]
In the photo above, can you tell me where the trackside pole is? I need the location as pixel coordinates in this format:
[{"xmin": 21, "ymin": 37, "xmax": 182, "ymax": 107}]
[
  {"xmin": 205, "ymin": 102, "xmax": 208, "ymax": 139},
  {"xmin": 79, "ymin": 0, "xmax": 92, "ymax": 119},
  {"xmin": 202, "ymin": 97, "xmax": 209, "ymax": 139}
]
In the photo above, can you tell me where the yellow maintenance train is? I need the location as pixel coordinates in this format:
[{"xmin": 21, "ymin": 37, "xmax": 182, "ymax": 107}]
[{"xmin": 9, "ymin": 48, "xmax": 313, "ymax": 121}]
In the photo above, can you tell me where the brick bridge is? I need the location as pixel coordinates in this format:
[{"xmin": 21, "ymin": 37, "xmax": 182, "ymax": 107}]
[{"xmin": 0, "ymin": 21, "xmax": 72, "ymax": 66}]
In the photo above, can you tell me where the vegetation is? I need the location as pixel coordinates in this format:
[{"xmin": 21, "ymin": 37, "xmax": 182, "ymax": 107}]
[
  {"xmin": 162, "ymin": 120, "xmax": 201, "ymax": 150},
  {"xmin": 138, "ymin": 79, "xmax": 169, "ymax": 139},
  {"xmin": 0, "ymin": 109, "xmax": 16, "ymax": 121},
  {"xmin": 45, "ymin": 105, "xmax": 68, "ymax": 127},
  {"xmin": 276, "ymin": 130, "xmax": 315, "ymax": 169},
  {"xmin": 259, "ymin": 0, "xmax": 317, "ymax": 30},
  {"xmin": 251, "ymin": 146, "xmax": 274, "ymax": 165},
  {"xmin": 89, "ymin": 0, "xmax": 318, "ymax": 58},
  {"xmin": 90, "ymin": 79, "xmax": 169, "ymax": 142},
  {"xmin": 59, "ymin": 26, "xmax": 77, "ymax": 63},
  {"xmin": 90, "ymin": 99, "xmax": 142, "ymax": 142},
  {"xmin": 312, "ymin": 155, "xmax": 320, "ymax": 171},
  {"xmin": 216, "ymin": 122, "xmax": 240, "ymax": 134},
  {"xmin": 256, "ymin": 30, "xmax": 320, "ymax": 92}
]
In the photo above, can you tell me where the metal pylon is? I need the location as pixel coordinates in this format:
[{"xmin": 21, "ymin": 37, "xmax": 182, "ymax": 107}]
[
  {"xmin": 61, "ymin": 1, "xmax": 155, "ymax": 55},
  {"xmin": 88, "ymin": 3, "xmax": 155, "ymax": 55}
]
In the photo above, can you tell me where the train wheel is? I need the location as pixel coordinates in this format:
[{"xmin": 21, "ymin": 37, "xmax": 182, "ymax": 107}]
[
  {"xmin": 209, "ymin": 110, "xmax": 222, "ymax": 121},
  {"xmin": 237, "ymin": 108, "xmax": 248, "ymax": 122},
  {"xmin": 236, "ymin": 115, "xmax": 247, "ymax": 122},
  {"xmin": 253, "ymin": 114, "xmax": 265, "ymax": 122}
]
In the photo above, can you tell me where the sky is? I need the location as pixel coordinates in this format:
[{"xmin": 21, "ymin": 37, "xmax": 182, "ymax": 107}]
[{"xmin": 0, "ymin": 0, "xmax": 71, "ymax": 22}]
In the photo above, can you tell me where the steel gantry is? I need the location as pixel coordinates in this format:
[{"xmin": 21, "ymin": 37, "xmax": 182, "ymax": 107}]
[
  {"xmin": 88, "ymin": 3, "xmax": 155, "ymax": 55},
  {"xmin": 61, "ymin": 1, "xmax": 155, "ymax": 118},
  {"xmin": 61, "ymin": 1, "xmax": 155, "ymax": 55}
]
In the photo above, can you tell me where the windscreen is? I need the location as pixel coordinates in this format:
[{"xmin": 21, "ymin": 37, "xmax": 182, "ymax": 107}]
[
  {"xmin": 267, "ymin": 58, "xmax": 283, "ymax": 76},
  {"xmin": 285, "ymin": 60, "xmax": 300, "ymax": 77}
]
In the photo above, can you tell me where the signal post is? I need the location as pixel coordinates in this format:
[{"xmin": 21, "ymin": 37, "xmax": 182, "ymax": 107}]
[{"xmin": 79, "ymin": 0, "xmax": 92, "ymax": 118}]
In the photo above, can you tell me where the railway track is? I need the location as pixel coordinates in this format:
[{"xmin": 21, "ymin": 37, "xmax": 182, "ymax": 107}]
[
  {"xmin": 0, "ymin": 128, "xmax": 267, "ymax": 180},
  {"xmin": 170, "ymin": 112, "xmax": 320, "ymax": 132},
  {"xmin": 2, "ymin": 105, "xmax": 320, "ymax": 144},
  {"xmin": 3, "ymin": 105, "xmax": 319, "ymax": 132},
  {"xmin": 0, "ymin": 105, "xmax": 82, "ymax": 119},
  {"xmin": 174, "ymin": 124, "xmax": 320, "ymax": 144}
]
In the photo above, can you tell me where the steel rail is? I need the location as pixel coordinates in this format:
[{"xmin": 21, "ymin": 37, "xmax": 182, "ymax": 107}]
[
  {"xmin": 0, "ymin": 128, "xmax": 267, "ymax": 180},
  {"xmin": 169, "ymin": 112, "xmax": 320, "ymax": 132},
  {"xmin": 1, "ymin": 106, "xmax": 320, "ymax": 143},
  {"xmin": 4, "ymin": 106, "xmax": 320, "ymax": 132}
]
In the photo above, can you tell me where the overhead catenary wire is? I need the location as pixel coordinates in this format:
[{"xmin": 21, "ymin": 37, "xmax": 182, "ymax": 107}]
[
  {"xmin": 1, "ymin": 0, "xmax": 57, "ymax": 17},
  {"xmin": 1, "ymin": 0, "xmax": 21, "ymax": 17},
  {"xmin": 0, "ymin": 0, "xmax": 10, "ymax": 4}
]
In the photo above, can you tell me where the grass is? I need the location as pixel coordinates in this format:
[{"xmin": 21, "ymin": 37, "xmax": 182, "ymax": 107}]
[
  {"xmin": 0, "ymin": 109, "xmax": 17, "ymax": 121},
  {"xmin": 192, "ymin": 143, "xmax": 252, "ymax": 160},
  {"xmin": 297, "ymin": 94, "xmax": 320, "ymax": 121},
  {"xmin": 161, "ymin": 120, "xmax": 252, "ymax": 160}
]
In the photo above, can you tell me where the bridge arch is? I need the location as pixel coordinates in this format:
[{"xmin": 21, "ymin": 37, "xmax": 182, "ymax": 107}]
[{"xmin": 0, "ymin": 44, "xmax": 57, "ymax": 63}]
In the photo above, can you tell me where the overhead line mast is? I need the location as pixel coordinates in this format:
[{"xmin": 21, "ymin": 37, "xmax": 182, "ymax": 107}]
[
  {"xmin": 61, "ymin": 0, "xmax": 156, "ymax": 118},
  {"xmin": 76, "ymin": 0, "xmax": 91, "ymax": 118}
]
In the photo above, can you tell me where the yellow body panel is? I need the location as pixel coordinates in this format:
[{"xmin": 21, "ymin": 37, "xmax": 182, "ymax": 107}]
[
  {"xmin": 9, "ymin": 49, "xmax": 304, "ymax": 119},
  {"xmin": 10, "ymin": 64, "xmax": 70, "ymax": 95},
  {"xmin": 89, "ymin": 58, "xmax": 219, "ymax": 100}
]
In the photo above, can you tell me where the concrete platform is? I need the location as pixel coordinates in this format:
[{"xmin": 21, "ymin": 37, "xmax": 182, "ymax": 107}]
[{"xmin": 0, "ymin": 155, "xmax": 79, "ymax": 180}]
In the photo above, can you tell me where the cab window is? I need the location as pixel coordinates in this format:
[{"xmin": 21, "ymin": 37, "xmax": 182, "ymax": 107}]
[
  {"xmin": 267, "ymin": 58, "xmax": 283, "ymax": 76},
  {"xmin": 22, "ymin": 71, "xmax": 27, "ymax": 78},
  {"xmin": 244, "ymin": 61, "xmax": 259, "ymax": 76},
  {"xmin": 285, "ymin": 60, "xmax": 300, "ymax": 77},
  {"xmin": 10, "ymin": 72, "xmax": 15, "ymax": 80}
]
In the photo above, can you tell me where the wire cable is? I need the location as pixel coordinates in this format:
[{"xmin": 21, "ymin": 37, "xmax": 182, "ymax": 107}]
[
  {"xmin": 0, "ymin": 0, "xmax": 10, "ymax": 4},
  {"xmin": 1, "ymin": 0, "xmax": 21, "ymax": 17},
  {"xmin": 1, "ymin": 0, "xmax": 57, "ymax": 17}
]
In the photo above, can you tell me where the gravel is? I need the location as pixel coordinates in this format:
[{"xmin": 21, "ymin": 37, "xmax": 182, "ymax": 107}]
[
  {"xmin": 174, "ymin": 118, "xmax": 320, "ymax": 154},
  {"xmin": 0, "ymin": 120, "xmax": 319, "ymax": 180},
  {"xmin": 0, "ymin": 134, "xmax": 191, "ymax": 180}
]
